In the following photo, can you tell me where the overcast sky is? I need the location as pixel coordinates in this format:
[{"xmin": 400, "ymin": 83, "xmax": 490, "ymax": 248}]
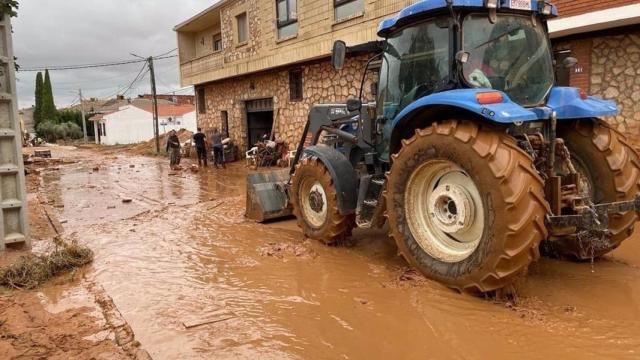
[{"xmin": 13, "ymin": 0, "xmax": 214, "ymax": 109}]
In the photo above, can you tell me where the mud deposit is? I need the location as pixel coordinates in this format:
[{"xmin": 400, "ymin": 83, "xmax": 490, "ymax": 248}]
[{"xmin": 35, "ymin": 147, "xmax": 640, "ymax": 359}]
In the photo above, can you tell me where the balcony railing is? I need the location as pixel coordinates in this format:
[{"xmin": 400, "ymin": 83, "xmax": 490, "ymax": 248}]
[{"xmin": 180, "ymin": 52, "xmax": 224, "ymax": 79}]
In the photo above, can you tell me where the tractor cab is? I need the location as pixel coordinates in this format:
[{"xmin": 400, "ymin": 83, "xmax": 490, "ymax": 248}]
[{"xmin": 376, "ymin": 0, "xmax": 558, "ymax": 116}]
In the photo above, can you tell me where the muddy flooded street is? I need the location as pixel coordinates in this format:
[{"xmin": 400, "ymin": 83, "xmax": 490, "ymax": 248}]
[{"xmin": 40, "ymin": 147, "xmax": 640, "ymax": 359}]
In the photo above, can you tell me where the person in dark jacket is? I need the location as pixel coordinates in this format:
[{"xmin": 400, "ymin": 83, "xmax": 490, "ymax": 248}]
[
  {"xmin": 193, "ymin": 128, "xmax": 207, "ymax": 166},
  {"xmin": 211, "ymin": 128, "xmax": 225, "ymax": 169},
  {"xmin": 166, "ymin": 130, "xmax": 181, "ymax": 170}
]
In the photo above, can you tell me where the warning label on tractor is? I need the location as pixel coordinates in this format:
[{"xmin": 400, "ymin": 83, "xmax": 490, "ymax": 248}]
[{"xmin": 510, "ymin": 0, "xmax": 531, "ymax": 10}]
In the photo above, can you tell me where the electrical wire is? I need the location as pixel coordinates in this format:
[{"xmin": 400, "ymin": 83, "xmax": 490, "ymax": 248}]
[
  {"xmin": 155, "ymin": 48, "xmax": 177, "ymax": 57},
  {"xmin": 120, "ymin": 63, "xmax": 150, "ymax": 98},
  {"xmin": 20, "ymin": 55, "xmax": 177, "ymax": 72}
]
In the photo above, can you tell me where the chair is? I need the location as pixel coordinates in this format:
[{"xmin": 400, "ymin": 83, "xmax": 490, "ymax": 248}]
[
  {"xmin": 287, "ymin": 150, "xmax": 297, "ymax": 167},
  {"xmin": 246, "ymin": 147, "xmax": 258, "ymax": 166}
]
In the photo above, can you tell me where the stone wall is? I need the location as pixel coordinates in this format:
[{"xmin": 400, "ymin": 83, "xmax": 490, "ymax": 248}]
[
  {"xmin": 590, "ymin": 31, "xmax": 640, "ymax": 145},
  {"xmin": 196, "ymin": 55, "xmax": 376, "ymax": 151}
]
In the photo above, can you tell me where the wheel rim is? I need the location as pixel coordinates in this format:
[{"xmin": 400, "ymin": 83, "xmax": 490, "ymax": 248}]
[
  {"xmin": 404, "ymin": 160, "xmax": 485, "ymax": 263},
  {"xmin": 572, "ymin": 157, "xmax": 595, "ymax": 203},
  {"xmin": 300, "ymin": 178, "xmax": 328, "ymax": 228}
]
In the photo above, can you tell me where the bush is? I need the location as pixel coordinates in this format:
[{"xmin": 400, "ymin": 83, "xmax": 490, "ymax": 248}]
[
  {"xmin": 36, "ymin": 120, "xmax": 83, "ymax": 142},
  {"xmin": 58, "ymin": 109, "xmax": 94, "ymax": 137}
]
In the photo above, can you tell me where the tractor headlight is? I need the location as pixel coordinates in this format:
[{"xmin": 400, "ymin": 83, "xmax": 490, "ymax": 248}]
[
  {"xmin": 539, "ymin": 2, "xmax": 553, "ymax": 15},
  {"xmin": 485, "ymin": 0, "xmax": 498, "ymax": 9}
]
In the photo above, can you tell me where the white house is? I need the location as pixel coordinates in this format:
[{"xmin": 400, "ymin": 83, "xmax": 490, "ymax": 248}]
[{"xmin": 90, "ymin": 103, "xmax": 196, "ymax": 145}]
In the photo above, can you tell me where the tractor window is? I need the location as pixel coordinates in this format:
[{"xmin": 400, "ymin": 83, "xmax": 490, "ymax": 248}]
[
  {"xmin": 378, "ymin": 18, "xmax": 450, "ymax": 120},
  {"xmin": 462, "ymin": 14, "xmax": 554, "ymax": 107}
]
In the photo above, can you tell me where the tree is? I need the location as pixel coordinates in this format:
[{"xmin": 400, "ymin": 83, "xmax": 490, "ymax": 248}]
[
  {"xmin": 33, "ymin": 71, "xmax": 43, "ymax": 126},
  {"xmin": 1, "ymin": 0, "xmax": 19, "ymax": 18},
  {"xmin": 58, "ymin": 109, "xmax": 93, "ymax": 136},
  {"xmin": 41, "ymin": 69, "xmax": 57, "ymax": 122}
]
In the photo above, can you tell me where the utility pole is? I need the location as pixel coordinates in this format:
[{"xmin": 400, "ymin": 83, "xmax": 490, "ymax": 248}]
[
  {"xmin": 79, "ymin": 89, "xmax": 87, "ymax": 143},
  {"xmin": 148, "ymin": 56, "xmax": 160, "ymax": 154}
]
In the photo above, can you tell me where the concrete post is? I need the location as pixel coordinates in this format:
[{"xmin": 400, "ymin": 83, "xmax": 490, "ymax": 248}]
[{"xmin": 0, "ymin": 13, "xmax": 29, "ymax": 250}]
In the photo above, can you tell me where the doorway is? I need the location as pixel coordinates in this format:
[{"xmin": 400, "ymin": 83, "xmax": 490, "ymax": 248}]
[
  {"xmin": 245, "ymin": 98, "xmax": 273, "ymax": 149},
  {"xmin": 554, "ymin": 49, "xmax": 571, "ymax": 87}
]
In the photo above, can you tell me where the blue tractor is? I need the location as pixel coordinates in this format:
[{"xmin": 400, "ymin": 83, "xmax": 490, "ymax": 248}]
[{"xmin": 246, "ymin": 0, "xmax": 640, "ymax": 293}]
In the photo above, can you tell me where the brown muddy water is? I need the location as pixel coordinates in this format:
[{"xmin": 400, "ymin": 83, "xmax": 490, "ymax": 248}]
[{"xmin": 41, "ymin": 148, "xmax": 640, "ymax": 359}]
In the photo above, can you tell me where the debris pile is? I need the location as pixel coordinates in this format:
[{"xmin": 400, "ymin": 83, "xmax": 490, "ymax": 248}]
[
  {"xmin": 250, "ymin": 139, "xmax": 289, "ymax": 167},
  {"xmin": 128, "ymin": 129, "xmax": 194, "ymax": 156},
  {"xmin": 0, "ymin": 241, "xmax": 94, "ymax": 290}
]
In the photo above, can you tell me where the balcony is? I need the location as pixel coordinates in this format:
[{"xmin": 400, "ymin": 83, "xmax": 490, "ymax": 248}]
[{"xmin": 180, "ymin": 52, "xmax": 224, "ymax": 82}]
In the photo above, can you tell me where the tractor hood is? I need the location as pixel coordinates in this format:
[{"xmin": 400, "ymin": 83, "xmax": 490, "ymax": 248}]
[
  {"xmin": 378, "ymin": 0, "xmax": 558, "ymax": 37},
  {"xmin": 391, "ymin": 87, "xmax": 618, "ymax": 126}
]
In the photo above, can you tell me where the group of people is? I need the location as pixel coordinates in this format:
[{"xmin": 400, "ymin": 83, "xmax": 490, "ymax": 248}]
[{"xmin": 165, "ymin": 128, "xmax": 226, "ymax": 170}]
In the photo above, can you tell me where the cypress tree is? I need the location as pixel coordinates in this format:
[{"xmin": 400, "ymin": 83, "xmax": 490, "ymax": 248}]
[
  {"xmin": 33, "ymin": 72, "xmax": 43, "ymax": 126},
  {"xmin": 41, "ymin": 69, "xmax": 57, "ymax": 122}
]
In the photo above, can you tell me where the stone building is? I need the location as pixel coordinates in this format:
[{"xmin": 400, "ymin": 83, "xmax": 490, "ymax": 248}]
[
  {"xmin": 548, "ymin": 1, "xmax": 640, "ymax": 145},
  {"xmin": 175, "ymin": 0, "xmax": 417, "ymax": 150}
]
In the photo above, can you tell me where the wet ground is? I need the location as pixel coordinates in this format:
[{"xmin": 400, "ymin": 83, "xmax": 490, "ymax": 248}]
[{"xmin": 35, "ymin": 146, "xmax": 640, "ymax": 359}]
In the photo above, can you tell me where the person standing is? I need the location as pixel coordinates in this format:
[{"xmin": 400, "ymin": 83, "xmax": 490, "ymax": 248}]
[
  {"xmin": 211, "ymin": 128, "xmax": 225, "ymax": 169},
  {"xmin": 193, "ymin": 128, "xmax": 208, "ymax": 166},
  {"xmin": 166, "ymin": 130, "xmax": 182, "ymax": 170}
]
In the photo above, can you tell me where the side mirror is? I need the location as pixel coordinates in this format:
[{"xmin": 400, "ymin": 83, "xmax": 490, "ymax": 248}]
[
  {"xmin": 331, "ymin": 40, "xmax": 347, "ymax": 70},
  {"xmin": 563, "ymin": 57, "xmax": 578, "ymax": 69},
  {"xmin": 346, "ymin": 98, "xmax": 362, "ymax": 112}
]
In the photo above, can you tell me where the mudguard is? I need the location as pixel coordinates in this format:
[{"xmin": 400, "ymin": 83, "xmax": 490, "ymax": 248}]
[
  {"xmin": 547, "ymin": 87, "xmax": 618, "ymax": 119},
  {"xmin": 303, "ymin": 145, "xmax": 358, "ymax": 215},
  {"xmin": 391, "ymin": 89, "xmax": 540, "ymax": 127}
]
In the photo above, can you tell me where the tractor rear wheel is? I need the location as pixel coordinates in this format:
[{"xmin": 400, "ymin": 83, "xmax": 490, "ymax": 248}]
[
  {"xmin": 546, "ymin": 119, "xmax": 640, "ymax": 259},
  {"xmin": 386, "ymin": 120, "xmax": 549, "ymax": 293},
  {"xmin": 291, "ymin": 156, "xmax": 354, "ymax": 245}
]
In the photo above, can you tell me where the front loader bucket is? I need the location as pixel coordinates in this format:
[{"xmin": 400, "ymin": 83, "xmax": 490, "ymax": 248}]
[{"xmin": 245, "ymin": 169, "xmax": 293, "ymax": 222}]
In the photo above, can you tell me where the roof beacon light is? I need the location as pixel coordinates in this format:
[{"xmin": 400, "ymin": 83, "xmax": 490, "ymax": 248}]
[
  {"xmin": 485, "ymin": 0, "xmax": 498, "ymax": 9},
  {"xmin": 476, "ymin": 91, "xmax": 504, "ymax": 105},
  {"xmin": 539, "ymin": 2, "xmax": 552, "ymax": 15}
]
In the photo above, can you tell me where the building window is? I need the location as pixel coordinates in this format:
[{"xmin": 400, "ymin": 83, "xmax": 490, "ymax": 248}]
[
  {"xmin": 102, "ymin": 123, "xmax": 106, "ymax": 136},
  {"xmin": 221, "ymin": 111, "xmax": 229, "ymax": 137},
  {"xmin": 289, "ymin": 69, "xmax": 303, "ymax": 101},
  {"xmin": 213, "ymin": 33, "xmax": 222, "ymax": 52},
  {"xmin": 276, "ymin": 0, "xmax": 298, "ymax": 39},
  {"xmin": 334, "ymin": 0, "xmax": 364, "ymax": 22},
  {"xmin": 197, "ymin": 88, "xmax": 206, "ymax": 114},
  {"xmin": 236, "ymin": 12, "xmax": 248, "ymax": 44}
]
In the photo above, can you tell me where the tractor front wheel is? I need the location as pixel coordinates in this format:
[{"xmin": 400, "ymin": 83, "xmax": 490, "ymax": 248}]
[
  {"xmin": 291, "ymin": 156, "xmax": 354, "ymax": 245},
  {"xmin": 386, "ymin": 120, "xmax": 549, "ymax": 293}
]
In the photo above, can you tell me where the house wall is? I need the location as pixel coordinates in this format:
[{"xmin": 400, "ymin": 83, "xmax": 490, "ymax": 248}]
[
  {"xmin": 554, "ymin": 28, "xmax": 640, "ymax": 146},
  {"xmin": 196, "ymin": 54, "xmax": 375, "ymax": 151},
  {"xmin": 98, "ymin": 107, "xmax": 197, "ymax": 146},
  {"xmin": 100, "ymin": 106, "xmax": 155, "ymax": 145},
  {"xmin": 178, "ymin": 0, "xmax": 419, "ymax": 86},
  {"xmin": 553, "ymin": 0, "xmax": 638, "ymax": 17},
  {"xmin": 195, "ymin": 26, "xmax": 222, "ymax": 58}
]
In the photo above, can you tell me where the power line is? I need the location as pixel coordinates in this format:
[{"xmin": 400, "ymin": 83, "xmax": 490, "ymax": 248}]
[
  {"xmin": 19, "ymin": 55, "xmax": 177, "ymax": 72},
  {"xmin": 158, "ymin": 87, "xmax": 194, "ymax": 96},
  {"xmin": 120, "ymin": 63, "xmax": 150, "ymax": 98},
  {"xmin": 155, "ymin": 48, "xmax": 177, "ymax": 57}
]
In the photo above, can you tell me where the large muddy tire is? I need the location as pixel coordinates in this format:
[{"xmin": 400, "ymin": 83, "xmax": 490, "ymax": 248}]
[
  {"xmin": 386, "ymin": 120, "xmax": 549, "ymax": 293},
  {"xmin": 546, "ymin": 119, "xmax": 640, "ymax": 259},
  {"xmin": 291, "ymin": 156, "xmax": 354, "ymax": 245}
]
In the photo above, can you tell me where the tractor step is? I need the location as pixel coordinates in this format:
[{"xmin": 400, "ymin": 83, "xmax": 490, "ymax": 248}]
[{"xmin": 356, "ymin": 175, "xmax": 386, "ymax": 228}]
